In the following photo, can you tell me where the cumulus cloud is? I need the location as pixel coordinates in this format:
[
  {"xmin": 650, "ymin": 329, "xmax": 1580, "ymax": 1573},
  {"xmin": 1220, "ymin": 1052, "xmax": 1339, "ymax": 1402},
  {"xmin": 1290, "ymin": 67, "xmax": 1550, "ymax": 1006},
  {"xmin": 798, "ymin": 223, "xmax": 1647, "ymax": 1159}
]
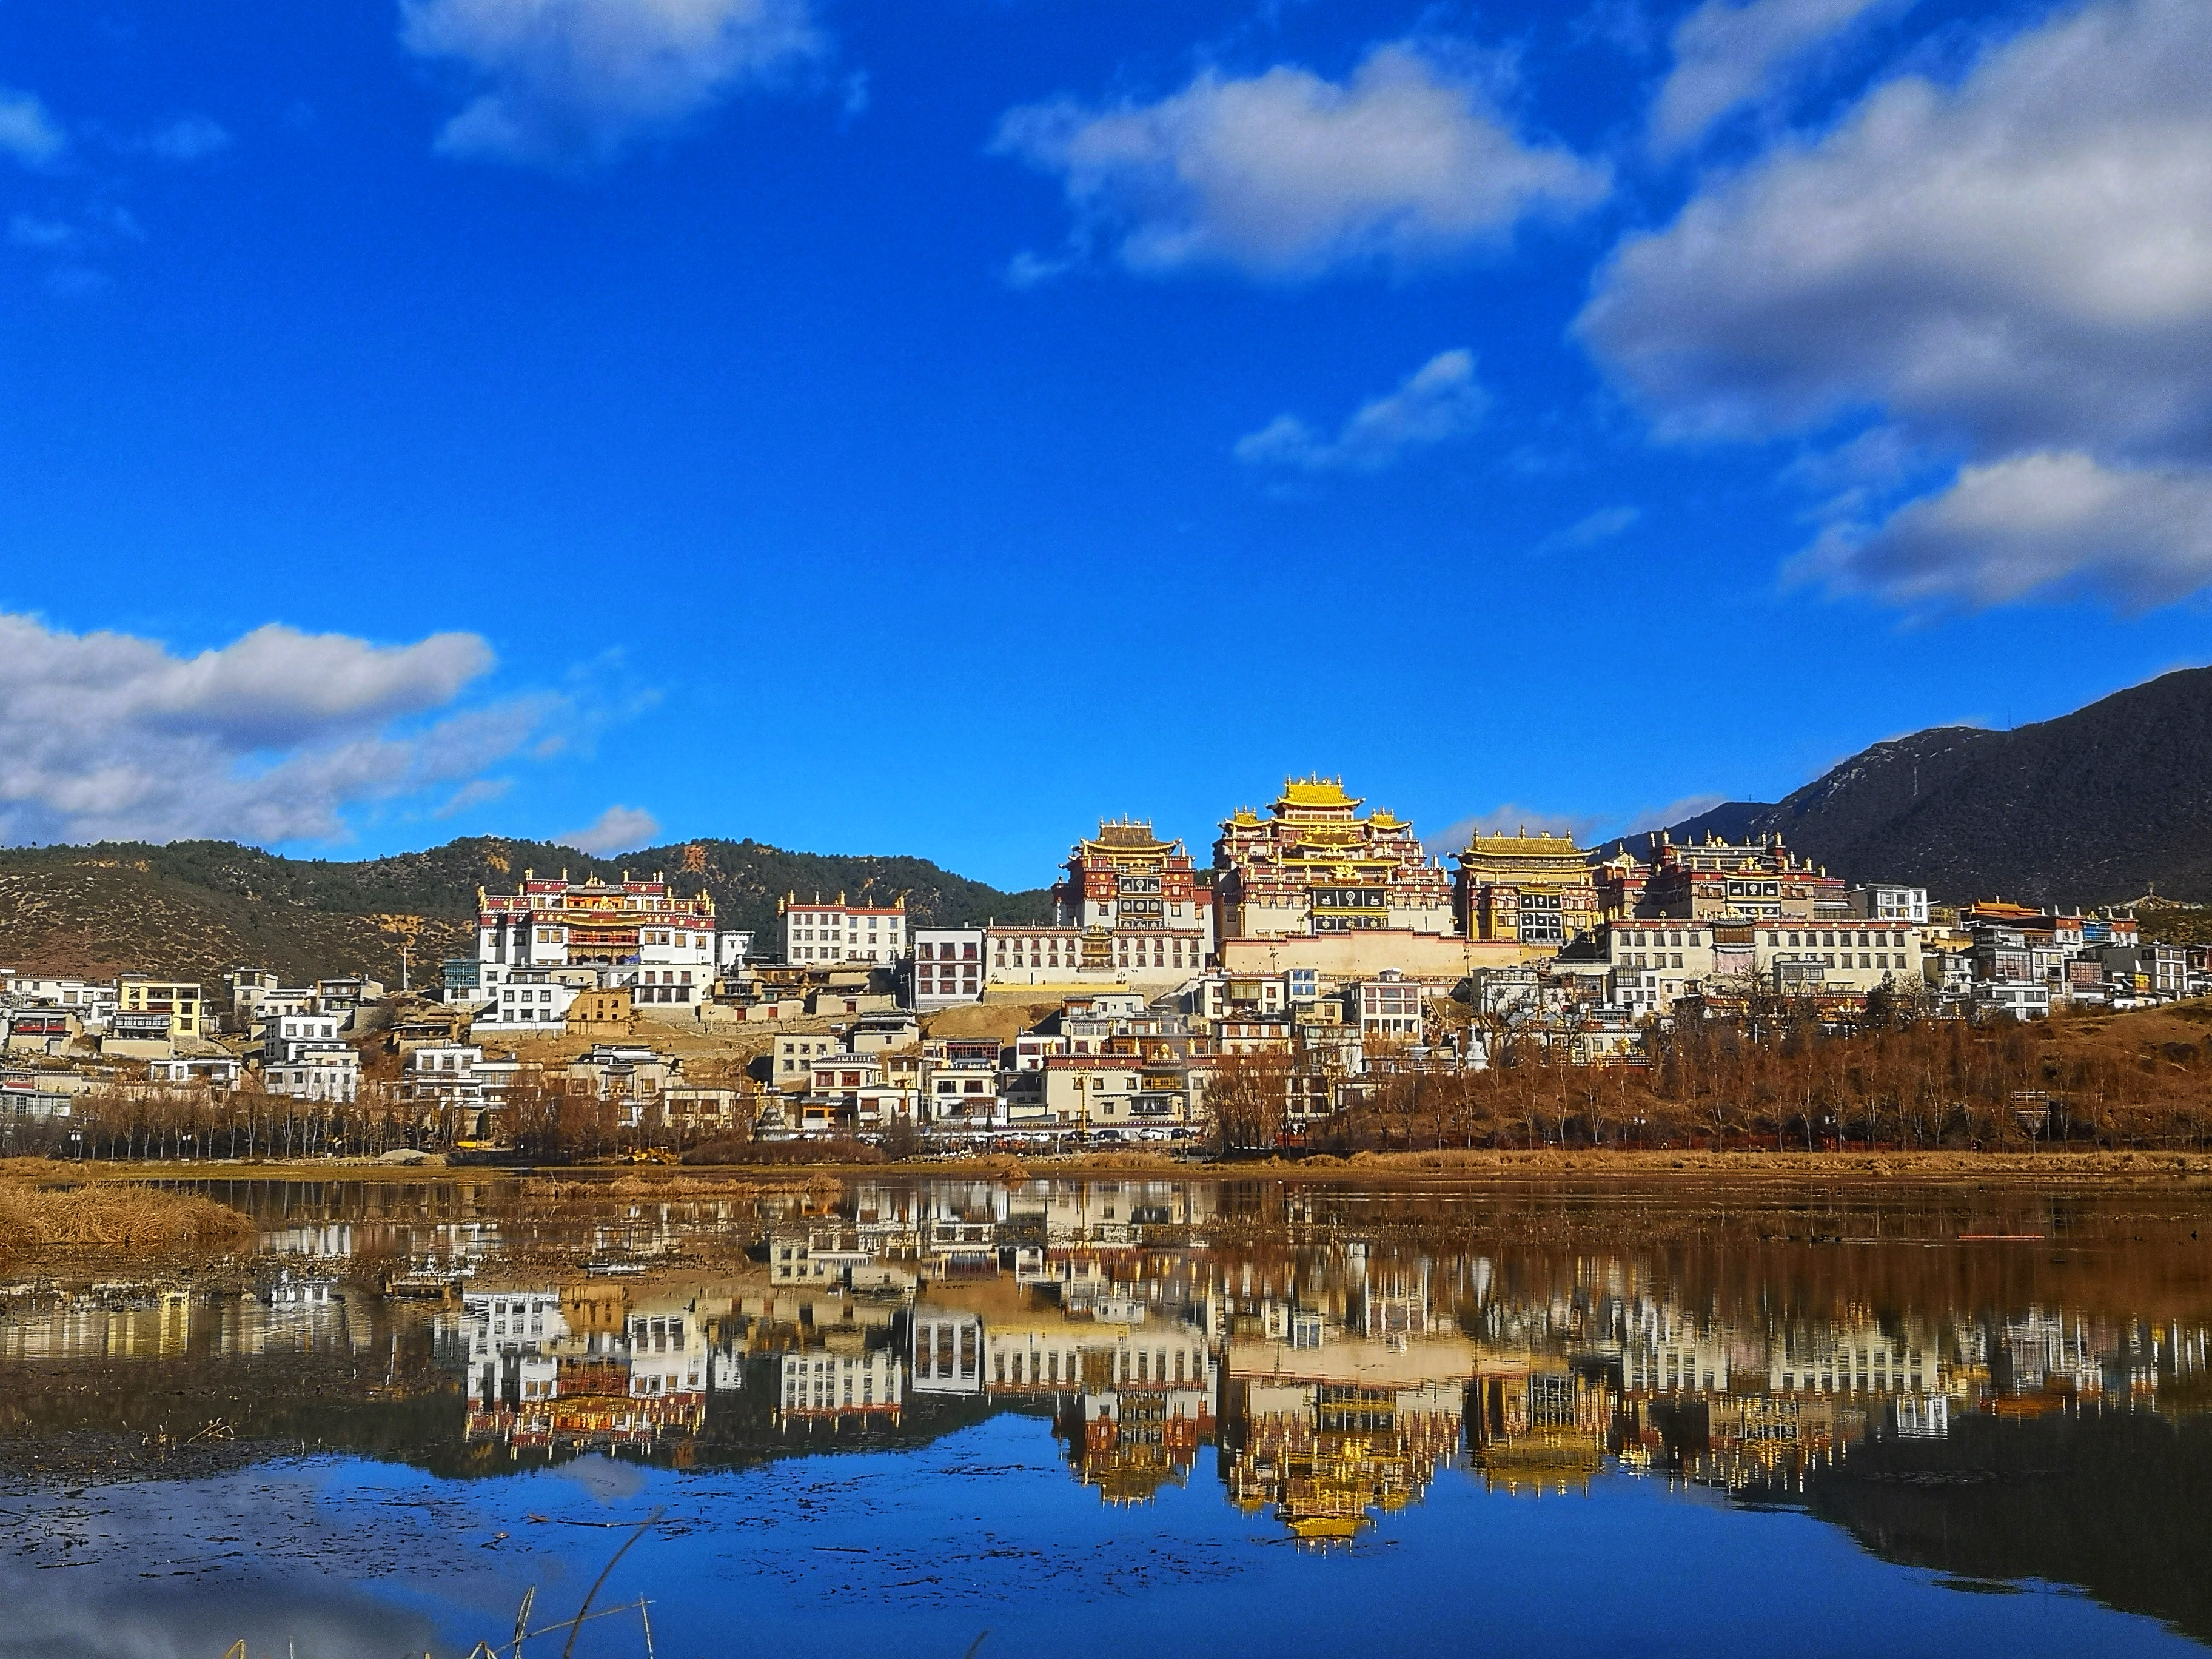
[
  {"xmin": 1652, "ymin": 0, "xmax": 1909, "ymax": 153},
  {"xmin": 0, "ymin": 614, "xmax": 529, "ymax": 846},
  {"xmin": 1582, "ymin": 0, "xmax": 2212, "ymax": 608},
  {"xmin": 400, "ymin": 0, "xmax": 823, "ymax": 168},
  {"xmin": 560, "ymin": 804, "xmax": 660, "ymax": 856},
  {"xmin": 1426, "ymin": 804, "xmax": 1604, "ymax": 856},
  {"xmin": 0, "ymin": 87, "xmax": 64, "ymax": 166},
  {"xmin": 1537, "ymin": 504, "xmax": 1641, "ymax": 551},
  {"xmin": 1619, "ymin": 794, "xmax": 1729, "ymax": 836},
  {"xmin": 1794, "ymin": 451, "xmax": 2212, "ymax": 608},
  {"xmin": 1236, "ymin": 349, "xmax": 1487, "ymax": 471},
  {"xmin": 994, "ymin": 42, "xmax": 1609, "ymax": 280},
  {"xmin": 8, "ymin": 214, "xmax": 73, "ymax": 249},
  {"xmin": 146, "ymin": 115, "xmax": 235, "ymax": 162}
]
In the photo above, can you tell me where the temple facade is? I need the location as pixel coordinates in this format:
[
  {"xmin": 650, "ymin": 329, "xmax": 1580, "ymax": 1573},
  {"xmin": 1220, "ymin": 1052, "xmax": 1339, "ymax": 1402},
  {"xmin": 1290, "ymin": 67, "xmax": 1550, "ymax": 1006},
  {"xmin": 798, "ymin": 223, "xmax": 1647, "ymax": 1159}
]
[
  {"xmin": 1453, "ymin": 830, "xmax": 1603, "ymax": 947},
  {"xmin": 990, "ymin": 820, "xmax": 1212, "ymax": 990},
  {"xmin": 1596, "ymin": 832, "xmax": 1850, "ymax": 923},
  {"xmin": 477, "ymin": 871, "xmax": 718, "ymax": 986},
  {"xmin": 1212, "ymin": 779, "xmax": 1452, "ymax": 940}
]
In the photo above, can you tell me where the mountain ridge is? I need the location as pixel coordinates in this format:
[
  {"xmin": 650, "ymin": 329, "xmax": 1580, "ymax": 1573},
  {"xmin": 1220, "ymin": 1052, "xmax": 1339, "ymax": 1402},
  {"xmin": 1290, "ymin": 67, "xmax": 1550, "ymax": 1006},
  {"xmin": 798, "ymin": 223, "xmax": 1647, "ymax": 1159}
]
[
  {"xmin": 0, "ymin": 834, "xmax": 1055, "ymax": 992},
  {"xmin": 1656, "ymin": 667, "xmax": 2212, "ymax": 905}
]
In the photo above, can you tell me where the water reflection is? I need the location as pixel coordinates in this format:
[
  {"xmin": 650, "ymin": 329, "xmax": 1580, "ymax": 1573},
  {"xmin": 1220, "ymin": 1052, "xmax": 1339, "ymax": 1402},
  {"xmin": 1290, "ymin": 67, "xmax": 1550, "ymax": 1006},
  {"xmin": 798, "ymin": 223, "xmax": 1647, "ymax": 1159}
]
[{"xmin": 4, "ymin": 1175, "xmax": 2212, "ymax": 1643}]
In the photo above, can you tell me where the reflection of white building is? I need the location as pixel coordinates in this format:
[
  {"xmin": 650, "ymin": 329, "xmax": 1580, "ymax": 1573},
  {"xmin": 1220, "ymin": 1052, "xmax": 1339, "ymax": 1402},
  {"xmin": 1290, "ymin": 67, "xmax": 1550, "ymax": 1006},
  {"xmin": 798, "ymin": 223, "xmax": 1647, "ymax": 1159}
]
[
  {"xmin": 1893, "ymin": 1394, "xmax": 1950, "ymax": 1439},
  {"xmin": 1621, "ymin": 1305, "xmax": 1733, "ymax": 1396},
  {"xmin": 913, "ymin": 1307, "xmax": 985, "ymax": 1395},
  {"xmin": 625, "ymin": 1305, "xmax": 706, "ymax": 1398},
  {"xmin": 460, "ymin": 1289, "xmax": 569, "ymax": 1404},
  {"xmin": 777, "ymin": 1347, "xmax": 903, "ymax": 1418},
  {"xmin": 1768, "ymin": 1324, "xmax": 1936, "ymax": 1396}
]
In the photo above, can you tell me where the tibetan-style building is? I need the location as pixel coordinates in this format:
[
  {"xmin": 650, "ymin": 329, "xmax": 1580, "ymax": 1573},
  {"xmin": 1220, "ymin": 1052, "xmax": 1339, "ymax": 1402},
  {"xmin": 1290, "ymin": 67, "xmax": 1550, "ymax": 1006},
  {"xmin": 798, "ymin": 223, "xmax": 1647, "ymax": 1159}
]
[
  {"xmin": 1596, "ymin": 832, "xmax": 1851, "ymax": 922},
  {"xmin": 477, "ymin": 870, "xmax": 718, "ymax": 985},
  {"xmin": 991, "ymin": 819, "xmax": 1212, "ymax": 989},
  {"xmin": 1453, "ymin": 829, "xmax": 1602, "ymax": 947},
  {"xmin": 1212, "ymin": 778, "xmax": 1452, "ymax": 940},
  {"xmin": 1058, "ymin": 819, "xmax": 1212, "ymax": 967}
]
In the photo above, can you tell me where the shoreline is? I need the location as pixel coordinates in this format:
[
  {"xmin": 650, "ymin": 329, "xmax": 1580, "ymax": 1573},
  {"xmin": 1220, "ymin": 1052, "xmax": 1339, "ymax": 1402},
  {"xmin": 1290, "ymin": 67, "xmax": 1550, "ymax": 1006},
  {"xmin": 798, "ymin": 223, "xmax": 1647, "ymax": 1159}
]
[{"xmin": 12, "ymin": 1148, "xmax": 2212, "ymax": 1184}]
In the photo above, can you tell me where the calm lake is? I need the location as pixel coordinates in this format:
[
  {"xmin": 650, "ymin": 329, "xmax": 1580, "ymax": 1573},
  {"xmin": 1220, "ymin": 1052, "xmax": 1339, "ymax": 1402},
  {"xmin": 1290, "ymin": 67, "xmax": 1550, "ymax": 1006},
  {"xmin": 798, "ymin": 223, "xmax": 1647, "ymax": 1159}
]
[{"xmin": 2, "ymin": 1173, "xmax": 2210, "ymax": 1659}]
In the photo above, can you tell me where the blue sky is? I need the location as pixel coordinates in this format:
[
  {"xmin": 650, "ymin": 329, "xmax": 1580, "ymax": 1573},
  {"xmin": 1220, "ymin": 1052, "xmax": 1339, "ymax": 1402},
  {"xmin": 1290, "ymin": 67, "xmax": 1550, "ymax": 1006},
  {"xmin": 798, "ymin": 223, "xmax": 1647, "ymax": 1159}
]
[{"xmin": 2, "ymin": 0, "xmax": 2209, "ymax": 887}]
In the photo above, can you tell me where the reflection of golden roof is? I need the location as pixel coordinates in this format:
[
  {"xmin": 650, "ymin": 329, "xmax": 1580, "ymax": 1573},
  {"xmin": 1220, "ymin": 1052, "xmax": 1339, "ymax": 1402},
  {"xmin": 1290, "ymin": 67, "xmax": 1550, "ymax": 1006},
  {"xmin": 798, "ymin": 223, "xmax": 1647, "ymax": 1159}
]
[{"xmin": 1474, "ymin": 1432, "xmax": 1603, "ymax": 1495}]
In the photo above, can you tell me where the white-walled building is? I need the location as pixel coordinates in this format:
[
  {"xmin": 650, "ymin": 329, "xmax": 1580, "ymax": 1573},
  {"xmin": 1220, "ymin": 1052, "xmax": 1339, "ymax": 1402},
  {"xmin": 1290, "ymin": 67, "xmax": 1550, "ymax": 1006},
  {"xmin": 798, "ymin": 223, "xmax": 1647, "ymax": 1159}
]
[
  {"xmin": 264, "ymin": 1047, "xmax": 361, "ymax": 1104},
  {"xmin": 781, "ymin": 895, "xmax": 906, "ymax": 965},
  {"xmin": 262, "ymin": 1012, "xmax": 346, "ymax": 1064},
  {"xmin": 1757, "ymin": 920, "xmax": 1923, "ymax": 997},
  {"xmin": 4, "ymin": 975, "xmax": 119, "ymax": 1028},
  {"xmin": 1851, "ymin": 885, "xmax": 1931, "ymax": 926},
  {"xmin": 477, "ymin": 871, "xmax": 717, "ymax": 985},
  {"xmin": 404, "ymin": 1044, "xmax": 485, "ymax": 1107},
  {"xmin": 474, "ymin": 971, "xmax": 581, "ymax": 1031},
  {"xmin": 1355, "ymin": 970, "xmax": 1424, "ymax": 1038},
  {"xmin": 913, "ymin": 928, "xmax": 984, "ymax": 1008},
  {"xmin": 1602, "ymin": 920, "xmax": 1723, "ymax": 1016}
]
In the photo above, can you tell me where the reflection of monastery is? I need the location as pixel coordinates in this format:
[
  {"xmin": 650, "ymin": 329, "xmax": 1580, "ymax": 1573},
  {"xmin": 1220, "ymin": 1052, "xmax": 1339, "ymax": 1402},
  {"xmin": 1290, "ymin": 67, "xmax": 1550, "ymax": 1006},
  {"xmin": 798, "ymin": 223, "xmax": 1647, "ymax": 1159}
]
[{"xmin": 5, "ymin": 1178, "xmax": 2210, "ymax": 1555}]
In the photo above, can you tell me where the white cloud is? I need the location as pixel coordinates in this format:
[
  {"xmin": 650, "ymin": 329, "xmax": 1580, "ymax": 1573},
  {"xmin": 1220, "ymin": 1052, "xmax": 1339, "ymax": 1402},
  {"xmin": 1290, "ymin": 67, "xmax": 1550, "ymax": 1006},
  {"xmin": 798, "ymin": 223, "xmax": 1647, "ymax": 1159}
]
[
  {"xmin": 1583, "ymin": 0, "xmax": 2212, "ymax": 608},
  {"xmin": 438, "ymin": 776, "xmax": 514, "ymax": 817},
  {"xmin": 0, "ymin": 614, "xmax": 526, "ymax": 846},
  {"xmin": 1618, "ymin": 794, "xmax": 1729, "ymax": 835},
  {"xmin": 1426, "ymin": 804, "xmax": 1604, "ymax": 856},
  {"xmin": 1236, "ymin": 349, "xmax": 1487, "ymax": 471},
  {"xmin": 401, "ymin": 0, "xmax": 823, "ymax": 169},
  {"xmin": 146, "ymin": 115, "xmax": 234, "ymax": 162},
  {"xmin": 560, "ymin": 804, "xmax": 660, "ymax": 855},
  {"xmin": 8, "ymin": 215, "xmax": 73, "ymax": 250},
  {"xmin": 0, "ymin": 87, "xmax": 63, "ymax": 166},
  {"xmin": 995, "ymin": 42, "xmax": 1609, "ymax": 280},
  {"xmin": 1794, "ymin": 451, "xmax": 2212, "ymax": 608},
  {"xmin": 1538, "ymin": 504, "xmax": 1641, "ymax": 550},
  {"xmin": 1652, "ymin": 0, "xmax": 1908, "ymax": 153}
]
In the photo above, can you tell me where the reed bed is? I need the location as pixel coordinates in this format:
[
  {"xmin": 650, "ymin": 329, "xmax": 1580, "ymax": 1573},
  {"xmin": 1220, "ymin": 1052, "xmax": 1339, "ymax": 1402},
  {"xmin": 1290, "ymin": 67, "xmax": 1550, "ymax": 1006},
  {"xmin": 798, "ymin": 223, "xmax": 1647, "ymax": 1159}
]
[{"xmin": 0, "ymin": 1178, "xmax": 255, "ymax": 1259}]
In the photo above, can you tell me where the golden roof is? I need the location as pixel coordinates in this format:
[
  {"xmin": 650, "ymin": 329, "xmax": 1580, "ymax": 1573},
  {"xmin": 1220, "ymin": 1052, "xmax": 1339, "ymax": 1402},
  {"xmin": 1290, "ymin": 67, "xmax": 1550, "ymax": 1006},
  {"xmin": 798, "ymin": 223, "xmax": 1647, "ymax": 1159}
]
[
  {"xmin": 1458, "ymin": 829, "xmax": 1594, "ymax": 861},
  {"xmin": 1278, "ymin": 776, "xmax": 1359, "ymax": 809}
]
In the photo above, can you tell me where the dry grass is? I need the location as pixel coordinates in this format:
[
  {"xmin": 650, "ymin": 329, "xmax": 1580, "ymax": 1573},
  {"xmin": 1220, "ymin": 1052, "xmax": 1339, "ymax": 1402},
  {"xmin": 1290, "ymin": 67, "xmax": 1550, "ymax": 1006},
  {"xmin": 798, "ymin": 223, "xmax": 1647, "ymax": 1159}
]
[
  {"xmin": 0, "ymin": 1178, "xmax": 255, "ymax": 1260},
  {"xmin": 1212, "ymin": 1147, "xmax": 2212, "ymax": 1180},
  {"xmin": 922, "ymin": 1002, "xmax": 1059, "ymax": 1042}
]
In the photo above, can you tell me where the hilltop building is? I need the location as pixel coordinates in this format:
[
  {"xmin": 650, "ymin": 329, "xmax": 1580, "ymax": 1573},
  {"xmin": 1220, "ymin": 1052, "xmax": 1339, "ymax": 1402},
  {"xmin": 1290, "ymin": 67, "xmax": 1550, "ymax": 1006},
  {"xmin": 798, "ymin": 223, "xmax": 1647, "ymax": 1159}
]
[
  {"xmin": 477, "ymin": 873, "xmax": 717, "ymax": 1002},
  {"xmin": 1053, "ymin": 819, "xmax": 1213, "ymax": 974},
  {"xmin": 1597, "ymin": 833, "xmax": 1849, "ymax": 923},
  {"xmin": 1211, "ymin": 779, "xmax": 1503, "ymax": 982},
  {"xmin": 979, "ymin": 820, "xmax": 1213, "ymax": 993},
  {"xmin": 1213, "ymin": 779, "xmax": 1452, "ymax": 939},
  {"xmin": 779, "ymin": 894, "xmax": 906, "ymax": 965},
  {"xmin": 1453, "ymin": 830, "xmax": 1601, "ymax": 948}
]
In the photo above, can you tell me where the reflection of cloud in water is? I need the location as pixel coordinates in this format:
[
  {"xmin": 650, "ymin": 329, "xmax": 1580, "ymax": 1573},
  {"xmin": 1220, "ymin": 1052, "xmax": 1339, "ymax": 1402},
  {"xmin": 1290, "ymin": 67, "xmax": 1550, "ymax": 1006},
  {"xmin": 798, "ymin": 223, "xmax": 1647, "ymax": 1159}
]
[
  {"xmin": 550, "ymin": 1452, "xmax": 648, "ymax": 1504},
  {"xmin": 0, "ymin": 1560, "xmax": 432, "ymax": 1659}
]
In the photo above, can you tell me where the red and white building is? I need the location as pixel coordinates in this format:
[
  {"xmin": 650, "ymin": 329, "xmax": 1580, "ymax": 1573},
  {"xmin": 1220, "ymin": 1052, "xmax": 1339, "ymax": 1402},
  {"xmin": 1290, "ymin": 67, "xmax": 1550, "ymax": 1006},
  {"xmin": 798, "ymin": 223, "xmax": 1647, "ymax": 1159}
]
[
  {"xmin": 477, "ymin": 871, "xmax": 718, "ymax": 1004},
  {"xmin": 913, "ymin": 927, "xmax": 984, "ymax": 1008},
  {"xmin": 780, "ymin": 894, "xmax": 907, "ymax": 965}
]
